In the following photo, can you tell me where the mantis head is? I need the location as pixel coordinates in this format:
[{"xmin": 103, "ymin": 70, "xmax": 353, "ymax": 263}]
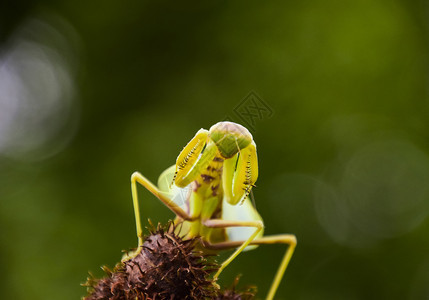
[{"xmin": 209, "ymin": 122, "xmax": 253, "ymax": 159}]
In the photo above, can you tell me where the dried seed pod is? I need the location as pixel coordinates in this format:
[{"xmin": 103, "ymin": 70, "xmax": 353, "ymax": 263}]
[{"xmin": 83, "ymin": 222, "xmax": 256, "ymax": 300}]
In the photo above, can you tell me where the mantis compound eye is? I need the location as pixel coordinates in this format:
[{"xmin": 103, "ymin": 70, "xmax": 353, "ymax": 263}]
[{"xmin": 209, "ymin": 121, "xmax": 253, "ymax": 158}]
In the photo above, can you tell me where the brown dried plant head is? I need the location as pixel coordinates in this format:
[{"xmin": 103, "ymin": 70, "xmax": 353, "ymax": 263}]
[{"xmin": 83, "ymin": 222, "xmax": 256, "ymax": 300}]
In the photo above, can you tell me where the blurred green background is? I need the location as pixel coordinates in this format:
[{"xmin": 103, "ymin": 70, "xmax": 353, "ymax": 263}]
[{"xmin": 1, "ymin": 1, "xmax": 429, "ymax": 299}]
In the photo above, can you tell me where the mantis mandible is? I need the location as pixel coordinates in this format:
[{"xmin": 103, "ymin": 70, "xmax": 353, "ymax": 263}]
[{"xmin": 124, "ymin": 121, "xmax": 296, "ymax": 300}]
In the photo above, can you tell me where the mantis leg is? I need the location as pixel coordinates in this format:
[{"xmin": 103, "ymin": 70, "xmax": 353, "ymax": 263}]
[
  {"xmin": 130, "ymin": 172, "xmax": 194, "ymax": 248},
  {"xmin": 202, "ymin": 219, "xmax": 264, "ymax": 281},
  {"xmin": 203, "ymin": 234, "xmax": 297, "ymax": 300}
]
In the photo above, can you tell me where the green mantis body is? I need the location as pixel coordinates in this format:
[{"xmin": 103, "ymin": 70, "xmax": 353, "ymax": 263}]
[{"xmin": 126, "ymin": 121, "xmax": 296, "ymax": 300}]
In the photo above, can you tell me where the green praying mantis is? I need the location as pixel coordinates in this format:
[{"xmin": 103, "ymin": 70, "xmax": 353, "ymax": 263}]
[{"xmin": 124, "ymin": 121, "xmax": 296, "ymax": 300}]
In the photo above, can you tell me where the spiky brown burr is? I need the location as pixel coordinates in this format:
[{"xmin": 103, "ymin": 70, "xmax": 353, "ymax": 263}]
[{"xmin": 83, "ymin": 222, "xmax": 256, "ymax": 300}]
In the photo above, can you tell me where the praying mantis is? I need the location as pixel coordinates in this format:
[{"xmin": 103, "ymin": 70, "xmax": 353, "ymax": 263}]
[{"xmin": 124, "ymin": 121, "xmax": 296, "ymax": 300}]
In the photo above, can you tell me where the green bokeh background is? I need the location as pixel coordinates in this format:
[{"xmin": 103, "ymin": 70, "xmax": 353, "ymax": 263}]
[{"xmin": 1, "ymin": 1, "xmax": 429, "ymax": 299}]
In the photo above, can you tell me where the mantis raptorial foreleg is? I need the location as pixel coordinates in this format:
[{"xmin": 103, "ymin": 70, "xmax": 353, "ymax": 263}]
[
  {"xmin": 222, "ymin": 142, "xmax": 258, "ymax": 205},
  {"xmin": 130, "ymin": 172, "xmax": 194, "ymax": 249},
  {"xmin": 202, "ymin": 219, "xmax": 264, "ymax": 281},
  {"xmin": 203, "ymin": 234, "xmax": 297, "ymax": 300},
  {"xmin": 174, "ymin": 129, "xmax": 213, "ymax": 187}
]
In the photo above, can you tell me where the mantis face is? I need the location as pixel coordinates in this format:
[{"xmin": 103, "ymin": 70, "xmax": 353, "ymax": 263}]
[{"xmin": 174, "ymin": 121, "xmax": 258, "ymax": 206}]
